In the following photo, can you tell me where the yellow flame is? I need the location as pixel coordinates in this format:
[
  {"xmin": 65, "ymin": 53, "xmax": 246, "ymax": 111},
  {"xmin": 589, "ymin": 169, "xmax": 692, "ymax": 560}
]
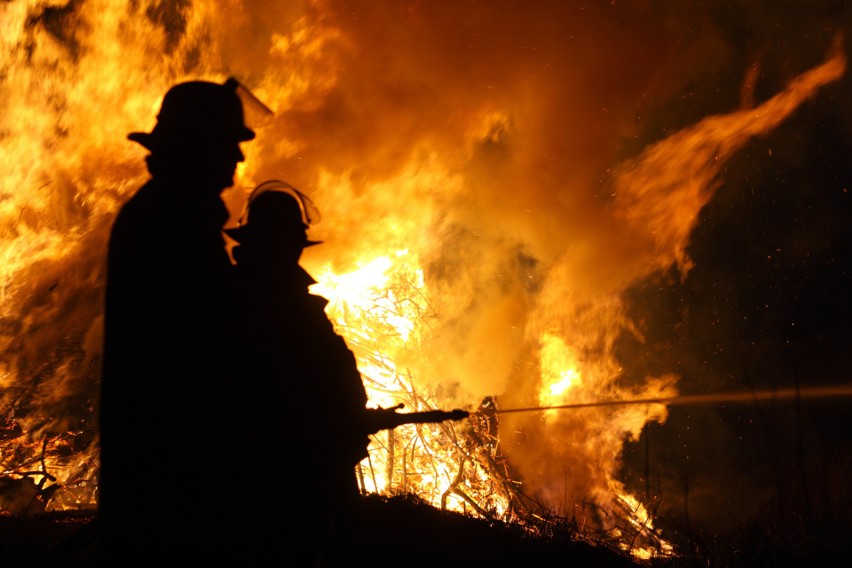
[
  {"xmin": 310, "ymin": 247, "xmax": 513, "ymax": 515},
  {"xmin": 312, "ymin": 251, "xmax": 422, "ymax": 343},
  {"xmin": 537, "ymin": 333, "xmax": 582, "ymax": 422},
  {"xmin": 0, "ymin": 3, "xmax": 845, "ymax": 559}
]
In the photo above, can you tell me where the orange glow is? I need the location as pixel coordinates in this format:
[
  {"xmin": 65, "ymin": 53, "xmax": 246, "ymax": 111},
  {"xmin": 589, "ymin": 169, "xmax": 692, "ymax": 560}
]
[
  {"xmin": 537, "ymin": 334, "xmax": 582, "ymax": 423},
  {"xmin": 0, "ymin": 1, "xmax": 845, "ymax": 558}
]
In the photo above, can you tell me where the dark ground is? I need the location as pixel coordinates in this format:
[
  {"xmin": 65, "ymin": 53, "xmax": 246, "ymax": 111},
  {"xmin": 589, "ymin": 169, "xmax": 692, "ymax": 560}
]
[
  {"xmin": 0, "ymin": 494, "xmax": 640, "ymax": 567},
  {"xmin": 4, "ymin": 492, "xmax": 851, "ymax": 567}
]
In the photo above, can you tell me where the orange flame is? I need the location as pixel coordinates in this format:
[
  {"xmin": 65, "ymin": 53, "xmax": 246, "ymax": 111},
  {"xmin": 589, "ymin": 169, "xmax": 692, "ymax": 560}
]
[{"xmin": 0, "ymin": 2, "xmax": 845, "ymax": 558}]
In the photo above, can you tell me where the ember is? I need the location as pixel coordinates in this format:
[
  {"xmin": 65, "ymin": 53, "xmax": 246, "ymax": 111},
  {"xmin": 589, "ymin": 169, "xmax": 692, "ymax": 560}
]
[{"xmin": 0, "ymin": 1, "xmax": 847, "ymax": 562}]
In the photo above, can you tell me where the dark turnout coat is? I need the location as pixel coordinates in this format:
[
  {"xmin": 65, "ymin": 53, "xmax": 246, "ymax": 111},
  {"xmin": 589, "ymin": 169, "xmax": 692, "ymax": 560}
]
[
  {"xmin": 99, "ymin": 179, "xmax": 242, "ymax": 559},
  {"xmin": 233, "ymin": 254, "xmax": 369, "ymax": 492},
  {"xmin": 232, "ymin": 245, "xmax": 369, "ymax": 557}
]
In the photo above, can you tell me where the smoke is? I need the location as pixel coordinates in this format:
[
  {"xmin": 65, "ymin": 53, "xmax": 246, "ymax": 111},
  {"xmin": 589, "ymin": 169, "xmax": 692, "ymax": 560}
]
[
  {"xmin": 224, "ymin": 0, "xmax": 844, "ymax": 531},
  {"xmin": 1, "ymin": 0, "xmax": 848, "ymax": 542}
]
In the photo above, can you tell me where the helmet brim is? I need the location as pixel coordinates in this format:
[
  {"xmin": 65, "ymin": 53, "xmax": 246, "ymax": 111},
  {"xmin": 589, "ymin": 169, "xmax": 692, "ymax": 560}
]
[
  {"xmin": 128, "ymin": 126, "xmax": 256, "ymax": 151},
  {"xmin": 223, "ymin": 225, "xmax": 323, "ymax": 248}
]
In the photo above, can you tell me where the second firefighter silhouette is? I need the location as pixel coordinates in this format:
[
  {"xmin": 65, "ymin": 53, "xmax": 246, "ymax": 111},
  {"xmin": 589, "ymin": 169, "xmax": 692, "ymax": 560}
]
[{"xmin": 227, "ymin": 181, "xmax": 368, "ymax": 560}]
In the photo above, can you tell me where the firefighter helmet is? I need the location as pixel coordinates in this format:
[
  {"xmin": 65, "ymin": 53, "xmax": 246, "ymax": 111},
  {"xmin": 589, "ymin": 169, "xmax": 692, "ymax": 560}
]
[
  {"xmin": 128, "ymin": 78, "xmax": 256, "ymax": 152},
  {"xmin": 225, "ymin": 180, "xmax": 322, "ymax": 248}
]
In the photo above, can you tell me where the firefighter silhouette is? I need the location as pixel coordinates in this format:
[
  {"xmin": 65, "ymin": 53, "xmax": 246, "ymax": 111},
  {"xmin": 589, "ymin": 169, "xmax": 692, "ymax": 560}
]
[
  {"xmin": 100, "ymin": 79, "xmax": 258, "ymax": 564},
  {"xmin": 227, "ymin": 181, "xmax": 370, "ymax": 564}
]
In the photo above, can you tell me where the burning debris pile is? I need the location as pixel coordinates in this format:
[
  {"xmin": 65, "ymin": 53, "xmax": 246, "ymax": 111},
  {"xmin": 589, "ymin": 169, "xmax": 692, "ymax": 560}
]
[{"xmin": 0, "ymin": 0, "xmax": 846, "ymax": 561}]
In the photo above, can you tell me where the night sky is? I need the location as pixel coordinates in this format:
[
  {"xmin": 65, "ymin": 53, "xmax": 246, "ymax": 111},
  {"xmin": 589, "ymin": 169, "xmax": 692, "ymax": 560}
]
[
  {"xmin": 2, "ymin": 1, "xmax": 851, "ymax": 559},
  {"xmin": 614, "ymin": 2, "xmax": 852, "ymax": 551}
]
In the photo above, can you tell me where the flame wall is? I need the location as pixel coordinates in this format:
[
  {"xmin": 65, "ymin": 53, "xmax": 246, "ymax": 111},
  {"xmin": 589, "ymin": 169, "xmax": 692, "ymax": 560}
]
[{"xmin": 1, "ymin": 0, "xmax": 846, "ymax": 542}]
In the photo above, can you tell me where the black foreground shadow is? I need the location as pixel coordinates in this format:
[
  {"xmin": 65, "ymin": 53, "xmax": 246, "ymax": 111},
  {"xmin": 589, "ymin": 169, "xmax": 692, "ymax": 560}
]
[{"xmin": 0, "ymin": 493, "xmax": 640, "ymax": 568}]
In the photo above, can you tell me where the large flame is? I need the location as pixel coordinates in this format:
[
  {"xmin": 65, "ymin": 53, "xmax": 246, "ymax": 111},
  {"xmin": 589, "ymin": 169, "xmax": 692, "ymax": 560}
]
[{"xmin": 0, "ymin": 0, "xmax": 845, "ymax": 556}]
